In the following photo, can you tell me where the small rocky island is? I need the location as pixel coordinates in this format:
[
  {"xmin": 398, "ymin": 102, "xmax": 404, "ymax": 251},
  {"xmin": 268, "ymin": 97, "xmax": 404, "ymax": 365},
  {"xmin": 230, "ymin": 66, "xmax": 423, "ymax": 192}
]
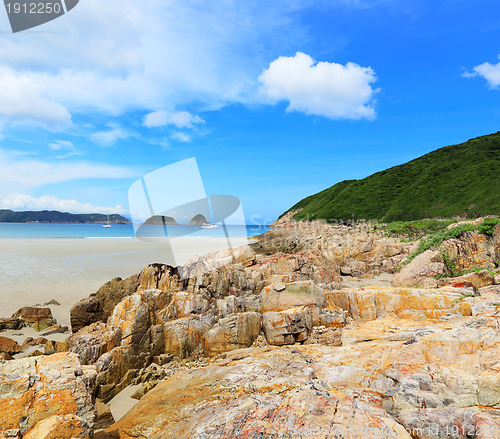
[
  {"xmin": 1, "ymin": 214, "xmax": 500, "ymax": 438},
  {"xmin": 188, "ymin": 214, "xmax": 209, "ymax": 225},
  {"xmin": 142, "ymin": 215, "xmax": 179, "ymax": 225}
]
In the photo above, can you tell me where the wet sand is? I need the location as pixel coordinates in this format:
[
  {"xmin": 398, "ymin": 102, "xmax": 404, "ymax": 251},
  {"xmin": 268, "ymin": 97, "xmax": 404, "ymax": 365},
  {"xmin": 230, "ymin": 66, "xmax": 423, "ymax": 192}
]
[{"xmin": 0, "ymin": 237, "xmax": 249, "ymax": 327}]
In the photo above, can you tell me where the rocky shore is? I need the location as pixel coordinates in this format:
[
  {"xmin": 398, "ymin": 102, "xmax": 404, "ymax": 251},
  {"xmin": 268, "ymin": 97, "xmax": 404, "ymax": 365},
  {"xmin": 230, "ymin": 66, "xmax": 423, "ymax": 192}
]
[{"xmin": 1, "ymin": 217, "xmax": 499, "ymax": 438}]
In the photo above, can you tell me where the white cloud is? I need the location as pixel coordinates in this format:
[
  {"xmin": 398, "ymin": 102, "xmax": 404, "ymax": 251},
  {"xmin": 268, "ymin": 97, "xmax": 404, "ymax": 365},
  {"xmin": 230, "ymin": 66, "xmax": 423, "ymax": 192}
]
[
  {"xmin": 48, "ymin": 140, "xmax": 82, "ymax": 159},
  {"xmin": 0, "ymin": 66, "xmax": 72, "ymax": 130},
  {"xmin": 171, "ymin": 132, "xmax": 192, "ymax": 143},
  {"xmin": 0, "ymin": 193, "xmax": 127, "ymax": 215},
  {"xmin": 464, "ymin": 55, "xmax": 500, "ymax": 89},
  {"xmin": 258, "ymin": 52, "xmax": 378, "ymax": 120},
  {"xmin": 49, "ymin": 140, "xmax": 74, "ymax": 151},
  {"xmin": 0, "ymin": 149, "xmax": 137, "ymax": 186},
  {"xmin": 0, "ymin": 1, "xmax": 310, "ymax": 129},
  {"xmin": 143, "ymin": 110, "xmax": 205, "ymax": 129},
  {"xmin": 90, "ymin": 125, "xmax": 135, "ymax": 146}
]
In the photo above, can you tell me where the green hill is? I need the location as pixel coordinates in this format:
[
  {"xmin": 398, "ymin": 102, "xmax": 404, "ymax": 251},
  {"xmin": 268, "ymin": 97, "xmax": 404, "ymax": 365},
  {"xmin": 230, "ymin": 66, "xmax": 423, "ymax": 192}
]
[
  {"xmin": 0, "ymin": 210, "xmax": 130, "ymax": 224},
  {"xmin": 284, "ymin": 132, "xmax": 500, "ymax": 222}
]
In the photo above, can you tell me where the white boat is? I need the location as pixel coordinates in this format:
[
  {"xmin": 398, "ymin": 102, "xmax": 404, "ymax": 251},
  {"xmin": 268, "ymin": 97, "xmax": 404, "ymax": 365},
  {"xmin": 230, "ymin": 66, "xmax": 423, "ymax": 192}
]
[
  {"xmin": 103, "ymin": 215, "xmax": 112, "ymax": 228},
  {"xmin": 201, "ymin": 222, "xmax": 219, "ymax": 229}
]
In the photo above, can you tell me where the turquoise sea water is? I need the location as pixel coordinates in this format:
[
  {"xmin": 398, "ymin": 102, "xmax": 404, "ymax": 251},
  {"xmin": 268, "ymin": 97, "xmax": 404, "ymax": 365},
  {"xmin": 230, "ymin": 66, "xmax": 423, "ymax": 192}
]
[{"xmin": 0, "ymin": 223, "xmax": 269, "ymax": 238}]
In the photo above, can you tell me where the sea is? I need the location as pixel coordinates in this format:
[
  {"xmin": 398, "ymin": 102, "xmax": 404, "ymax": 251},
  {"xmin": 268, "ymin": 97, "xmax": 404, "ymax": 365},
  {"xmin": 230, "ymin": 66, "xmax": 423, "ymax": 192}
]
[{"xmin": 0, "ymin": 223, "xmax": 270, "ymax": 239}]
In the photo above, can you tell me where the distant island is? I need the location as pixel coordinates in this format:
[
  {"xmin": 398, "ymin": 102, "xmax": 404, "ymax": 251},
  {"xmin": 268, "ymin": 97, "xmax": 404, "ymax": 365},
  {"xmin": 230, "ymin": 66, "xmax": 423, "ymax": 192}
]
[
  {"xmin": 188, "ymin": 214, "xmax": 208, "ymax": 225},
  {"xmin": 0, "ymin": 210, "xmax": 131, "ymax": 224},
  {"xmin": 283, "ymin": 131, "xmax": 500, "ymax": 222},
  {"xmin": 143, "ymin": 215, "xmax": 178, "ymax": 225}
]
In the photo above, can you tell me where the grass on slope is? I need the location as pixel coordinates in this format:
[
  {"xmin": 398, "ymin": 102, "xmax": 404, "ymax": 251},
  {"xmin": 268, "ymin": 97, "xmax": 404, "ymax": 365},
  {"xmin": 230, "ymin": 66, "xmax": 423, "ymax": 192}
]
[
  {"xmin": 287, "ymin": 132, "xmax": 500, "ymax": 222},
  {"xmin": 386, "ymin": 217, "xmax": 500, "ymax": 265},
  {"xmin": 379, "ymin": 219, "xmax": 456, "ymax": 240}
]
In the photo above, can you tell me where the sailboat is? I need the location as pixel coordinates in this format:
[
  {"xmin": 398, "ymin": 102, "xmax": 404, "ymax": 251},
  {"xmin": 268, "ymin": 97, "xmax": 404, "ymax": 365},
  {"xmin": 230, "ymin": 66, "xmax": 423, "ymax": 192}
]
[
  {"xmin": 103, "ymin": 215, "xmax": 111, "ymax": 228},
  {"xmin": 201, "ymin": 222, "xmax": 219, "ymax": 229}
]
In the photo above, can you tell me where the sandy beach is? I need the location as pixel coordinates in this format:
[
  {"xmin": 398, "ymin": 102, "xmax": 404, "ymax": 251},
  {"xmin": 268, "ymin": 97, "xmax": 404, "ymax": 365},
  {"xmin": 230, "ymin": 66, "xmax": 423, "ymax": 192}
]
[{"xmin": 0, "ymin": 237, "xmax": 249, "ymax": 327}]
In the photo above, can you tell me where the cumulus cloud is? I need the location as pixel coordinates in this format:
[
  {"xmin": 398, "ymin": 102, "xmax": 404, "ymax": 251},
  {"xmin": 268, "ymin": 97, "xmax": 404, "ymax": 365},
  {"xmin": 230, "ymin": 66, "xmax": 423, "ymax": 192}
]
[
  {"xmin": 0, "ymin": 66, "xmax": 72, "ymax": 130},
  {"xmin": 0, "ymin": 193, "xmax": 127, "ymax": 215},
  {"xmin": 0, "ymin": 1, "xmax": 309, "ymax": 129},
  {"xmin": 0, "ymin": 149, "xmax": 137, "ymax": 186},
  {"xmin": 90, "ymin": 125, "xmax": 136, "ymax": 146},
  {"xmin": 143, "ymin": 110, "xmax": 205, "ymax": 129},
  {"xmin": 463, "ymin": 55, "xmax": 500, "ymax": 89},
  {"xmin": 258, "ymin": 52, "xmax": 378, "ymax": 120}
]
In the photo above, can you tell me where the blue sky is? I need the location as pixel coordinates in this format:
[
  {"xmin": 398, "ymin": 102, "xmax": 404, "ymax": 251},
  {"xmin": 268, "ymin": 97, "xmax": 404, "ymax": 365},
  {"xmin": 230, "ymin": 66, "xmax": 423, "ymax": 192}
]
[{"xmin": 0, "ymin": 0, "xmax": 499, "ymax": 223}]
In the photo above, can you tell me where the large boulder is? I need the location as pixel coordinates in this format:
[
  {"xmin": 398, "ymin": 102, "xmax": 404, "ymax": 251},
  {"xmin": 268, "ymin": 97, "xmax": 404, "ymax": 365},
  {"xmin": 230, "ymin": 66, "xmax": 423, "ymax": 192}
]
[
  {"xmin": 0, "ymin": 337, "xmax": 21, "ymax": 355},
  {"xmin": 0, "ymin": 318, "xmax": 20, "ymax": 331},
  {"xmin": 22, "ymin": 414, "xmax": 91, "ymax": 439},
  {"xmin": 204, "ymin": 312, "xmax": 261, "ymax": 356},
  {"xmin": 70, "ymin": 296, "xmax": 104, "ymax": 333},
  {"xmin": 391, "ymin": 249, "xmax": 445, "ymax": 288},
  {"xmin": 0, "ymin": 352, "xmax": 96, "ymax": 437},
  {"xmin": 71, "ymin": 290, "xmax": 166, "ymax": 401},
  {"xmin": 156, "ymin": 292, "xmax": 209, "ymax": 322},
  {"xmin": 260, "ymin": 280, "xmax": 326, "ymax": 312},
  {"xmin": 442, "ymin": 230, "xmax": 499, "ymax": 271},
  {"xmin": 328, "ymin": 286, "xmax": 472, "ymax": 321},
  {"xmin": 438, "ymin": 269, "xmax": 495, "ymax": 289},
  {"xmin": 70, "ymin": 274, "xmax": 141, "ymax": 333},
  {"xmin": 180, "ymin": 245, "xmax": 257, "ymax": 279},
  {"xmin": 253, "ymin": 253, "xmax": 341, "ymax": 288},
  {"xmin": 11, "ymin": 307, "xmax": 56, "ymax": 332},
  {"xmin": 162, "ymin": 316, "xmax": 213, "ymax": 359},
  {"xmin": 94, "ymin": 345, "xmax": 149, "ymax": 402},
  {"xmin": 262, "ymin": 306, "xmax": 312, "ymax": 345}
]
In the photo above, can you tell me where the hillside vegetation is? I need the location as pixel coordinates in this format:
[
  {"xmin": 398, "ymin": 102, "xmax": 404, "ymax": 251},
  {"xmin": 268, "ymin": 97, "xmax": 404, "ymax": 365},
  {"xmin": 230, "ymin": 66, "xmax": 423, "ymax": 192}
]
[
  {"xmin": 285, "ymin": 132, "xmax": 500, "ymax": 222},
  {"xmin": 0, "ymin": 210, "xmax": 130, "ymax": 224}
]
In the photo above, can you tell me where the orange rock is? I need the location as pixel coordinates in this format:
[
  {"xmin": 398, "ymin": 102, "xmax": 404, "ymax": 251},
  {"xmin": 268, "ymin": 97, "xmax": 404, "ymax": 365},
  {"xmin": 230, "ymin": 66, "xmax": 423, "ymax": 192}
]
[
  {"xmin": 23, "ymin": 414, "xmax": 90, "ymax": 439},
  {"xmin": 98, "ymin": 347, "xmax": 413, "ymax": 439},
  {"xmin": 438, "ymin": 270, "xmax": 493, "ymax": 290},
  {"xmin": 328, "ymin": 286, "xmax": 471, "ymax": 321},
  {"xmin": 262, "ymin": 306, "xmax": 312, "ymax": 345},
  {"xmin": 0, "ymin": 336, "xmax": 21, "ymax": 355},
  {"xmin": 261, "ymin": 280, "xmax": 326, "ymax": 312},
  {"xmin": 442, "ymin": 231, "xmax": 497, "ymax": 271},
  {"xmin": 204, "ymin": 312, "xmax": 261, "ymax": 356},
  {"xmin": 0, "ymin": 352, "xmax": 96, "ymax": 437},
  {"xmin": 391, "ymin": 250, "xmax": 445, "ymax": 288}
]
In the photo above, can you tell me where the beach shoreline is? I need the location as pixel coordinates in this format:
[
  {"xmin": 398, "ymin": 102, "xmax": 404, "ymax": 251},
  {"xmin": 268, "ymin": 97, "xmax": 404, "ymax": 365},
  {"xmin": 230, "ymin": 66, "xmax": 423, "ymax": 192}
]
[{"xmin": 0, "ymin": 237, "xmax": 249, "ymax": 328}]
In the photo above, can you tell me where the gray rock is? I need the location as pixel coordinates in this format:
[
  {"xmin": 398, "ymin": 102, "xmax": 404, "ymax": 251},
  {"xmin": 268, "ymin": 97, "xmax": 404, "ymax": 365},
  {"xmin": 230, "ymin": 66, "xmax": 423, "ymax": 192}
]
[{"xmin": 392, "ymin": 250, "xmax": 445, "ymax": 288}]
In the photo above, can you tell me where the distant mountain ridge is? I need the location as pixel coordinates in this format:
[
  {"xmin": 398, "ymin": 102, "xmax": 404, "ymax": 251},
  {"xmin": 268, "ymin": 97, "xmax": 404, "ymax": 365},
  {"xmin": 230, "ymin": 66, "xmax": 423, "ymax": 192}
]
[
  {"xmin": 0, "ymin": 210, "xmax": 131, "ymax": 224},
  {"xmin": 283, "ymin": 131, "xmax": 500, "ymax": 222}
]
